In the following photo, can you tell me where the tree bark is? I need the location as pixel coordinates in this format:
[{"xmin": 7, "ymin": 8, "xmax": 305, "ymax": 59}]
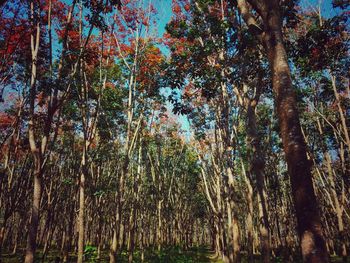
[
  {"xmin": 237, "ymin": 0, "xmax": 329, "ymax": 261},
  {"xmin": 77, "ymin": 156, "xmax": 86, "ymax": 263},
  {"xmin": 254, "ymin": 2, "xmax": 329, "ymax": 261},
  {"xmin": 25, "ymin": 168, "xmax": 42, "ymax": 263},
  {"xmin": 25, "ymin": 2, "xmax": 41, "ymax": 262}
]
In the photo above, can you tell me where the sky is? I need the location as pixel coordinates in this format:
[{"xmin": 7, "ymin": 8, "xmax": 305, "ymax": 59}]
[
  {"xmin": 156, "ymin": 0, "xmax": 173, "ymax": 36},
  {"xmin": 300, "ymin": 0, "xmax": 341, "ymax": 18}
]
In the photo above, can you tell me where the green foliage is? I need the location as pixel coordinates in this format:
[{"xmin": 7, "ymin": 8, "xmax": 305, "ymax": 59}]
[{"xmin": 84, "ymin": 245, "xmax": 98, "ymax": 262}]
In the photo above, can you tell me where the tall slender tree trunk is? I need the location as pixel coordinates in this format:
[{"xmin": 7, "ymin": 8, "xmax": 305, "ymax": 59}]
[
  {"xmin": 25, "ymin": 167, "xmax": 42, "ymax": 263},
  {"xmin": 77, "ymin": 172, "xmax": 85, "ymax": 263},
  {"xmin": 157, "ymin": 200, "xmax": 162, "ymax": 252},
  {"xmin": 127, "ymin": 204, "xmax": 135, "ymax": 263},
  {"xmin": 256, "ymin": 2, "xmax": 329, "ymax": 261},
  {"xmin": 109, "ymin": 229, "xmax": 118, "ymax": 263},
  {"xmin": 244, "ymin": 174, "xmax": 254, "ymax": 262},
  {"xmin": 237, "ymin": 1, "xmax": 329, "ymax": 259},
  {"xmin": 109, "ymin": 208, "xmax": 120, "ymax": 263},
  {"xmin": 231, "ymin": 211, "xmax": 240, "ymax": 263},
  {"xmin": 77, "ymin": 149, "xmax": 87, "ymax": 263},
  {"xmin": 246, "ymin": 103, "xmax": 270, "ymax": 263},
  {"xmin": 25, "ymin": 2, "xmax": 41, "ymax": 261}
]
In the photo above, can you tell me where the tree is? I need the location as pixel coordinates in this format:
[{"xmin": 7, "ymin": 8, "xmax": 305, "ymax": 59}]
[{"xmin": 236, "ymin": 0, "xmax": 329, "ymax": 261}]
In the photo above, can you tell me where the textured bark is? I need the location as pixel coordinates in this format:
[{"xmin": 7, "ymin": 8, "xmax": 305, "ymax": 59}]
[
  {"xmin": 25, "ymin": 168, "xmax": 42, "ymax": 263},
  {"xmin": 255, "ymin": 2, "xmax": 329, "ymax": 261},
  {"xmin": 77, "ymin": 143, "xmax": 87, "ymax": 263},
  {"xmin": 77, "ymin": 161, "xmax": 86, "ymax": 263},
  {"xmin": 237, "ymin": 0, "xmax": 329, "ymax": 261},
  {"xmin": 109, "ymin": 220, "xmax": 118, "ymax": 263}
]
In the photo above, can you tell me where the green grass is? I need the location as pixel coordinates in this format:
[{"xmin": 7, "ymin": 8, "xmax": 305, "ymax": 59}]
[
  {"xmin": 1, "ymin": 246, "xmax": 222, "ymax": 263},
  {"xmin": 2, "ymin": 247, "xmax": 349, "ymax": 262}
]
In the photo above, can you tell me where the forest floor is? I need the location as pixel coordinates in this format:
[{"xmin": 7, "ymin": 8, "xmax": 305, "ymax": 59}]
[
  {"xmin": 1, "ymin": 247, "xmax": 348, "ymax": 263},
  {"xmin": 2, "ymin": 246, "xmax": 223, "ymax": 263}
]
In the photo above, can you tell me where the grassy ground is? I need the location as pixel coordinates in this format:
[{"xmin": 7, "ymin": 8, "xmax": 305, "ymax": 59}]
[
  {"xmin": 2, "ymin": 247, "xmax": 349, "ymax": 262},
  {"xmin": 2, "ymin": 246, "xmax": 222, "ymax": 263}
]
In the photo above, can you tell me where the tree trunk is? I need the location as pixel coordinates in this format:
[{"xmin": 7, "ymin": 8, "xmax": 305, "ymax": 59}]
[
  {"xmin": 25, "ymin": 168, "xmax": 42, "ymax": 263},
  {"xmin": 77, "ymin": 166, "xmax": 86, "ymax": 263},
  {"xmin": 25, "ymin": 2, "xmax": 41, "ymax": 262},
  {"xmin": 231, "ymin": 211, "xmax": 240, "ymax": 263},
  {"xmin": 246, "ymin": 102, "xmax": 270, "ymax": 263},
  {"xmin": 237, "ymin": 0, "xmax": 329, "ymax": 260},
  {"xmin": 0, "ymin": 218, "xmax": 7, "ymax": 263},
  {"xmin": 258, "ymin": 3, "xmax": 329, "ymax": 261},
  {"xmin": 157, "ymin": 200, "xmax": 162, "ymax": 252},
  {"xmin": 109, "ymin": 224, "xmax": 118, "ymax": 263},
  {"xmin": 245, "ymin": 175, "xmax": 254, "ymax": 262}
]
